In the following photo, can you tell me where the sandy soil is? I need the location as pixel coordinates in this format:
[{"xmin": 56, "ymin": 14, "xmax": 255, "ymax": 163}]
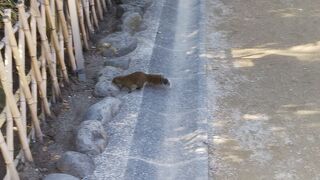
[{"xmin": 205, "ymin": 0, "xmax": 320, "ymax": 179}]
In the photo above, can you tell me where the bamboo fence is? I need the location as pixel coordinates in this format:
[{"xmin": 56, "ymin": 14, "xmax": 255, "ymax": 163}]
[{"xmin": 0, "ymin": 0, "xmax": 113, "ymax": 179}]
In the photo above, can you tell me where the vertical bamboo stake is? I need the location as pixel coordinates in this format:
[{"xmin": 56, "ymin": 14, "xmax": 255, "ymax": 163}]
[
  {"xmin": 3, "ymin": 16, "xmax": 44, "ymax": 142},
  {"xmin": 101, "ymin": 0, "xmax": 107, "ymax": 12},
  {"xmin": 17, "ymin": 2, "xmax": 53, "ymax": 118},
  {"xmin": 50, "ymin": 37, "xmax": 57, "ymax": 103},
  {"xmin": 68, "ymin": 0, "xmax": 86, "ymax": 81},
  {"xmin": 3, "ymin": 9, "xmax": 14, "ymax": 180},
  {"xmin": 77, "ymin": 0, "xmax": 89, "ymax": 50},
  {"xmin": 0, "ymin": 54, "xmax": 33, "ymax": 162},
  {"xmin": 43, "ymin": 0, "xmax": 70, "ymax": 84},
  {"xmin": 0, "ymin": 130, "xmax": 20, "ymax": 180},
  {"xmin": 30, "ymin": 2, "xmax": 38, "ymax": 127},
  {"xmin": 30, "ymin": 0, "xmax": 62, "ymax": 98},
  {"xmin": 55, "ymin": 0, "xmax": 77, "ymax": 73},
  {"xmin": 58, "ymin": 25, "xmax": 64, "ymax": 76},
  {"xmin": 89, "ymin": 0, "xmax": 99, "ymax": 29},
  {"xmin": 82, "ymin": 0, "xmax": 94, "ymax": 33},
  {"xmin": 95, "ymin": 0, "xmax": 103, "ymax": 20},
  {"xmin": 40, "ymin": 1, "xmax": 49, "ymax": 123},
  {"xmin": 17, "ymin": 10, "xmax": 27, "ymax": 130},
  {"xmin": 30, "ymin": 0, "xmax": 38, "ymax": 142},
  {"xmin": 50, "ymin": 0, "xmax": 58, "ymax": 102}
]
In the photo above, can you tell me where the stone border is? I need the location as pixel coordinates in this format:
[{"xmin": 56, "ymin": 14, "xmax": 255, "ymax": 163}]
[{"xmin": 44, "ymin": 0, "xmax": 157, "ymax": 179}]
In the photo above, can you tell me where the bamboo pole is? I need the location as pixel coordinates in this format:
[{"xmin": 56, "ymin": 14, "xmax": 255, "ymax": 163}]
[
  {"xmin": 82, "ymin": 0, "xmax": 94, "ymax": 33},
  {"xmin": 3, "ymin": 16, "xmax": 44, "ymax": 142},
  {"xmin": 4, "ymin": 9, "xmax": 14, "ymax": 180},
  {"xmin": 40, "ymin": 1, "xmax": 48, "ymax": 120},
  {"xmin": 30, "ymin": 1, "xmax": 38, "ymax": 142},
  {"xmin": 77, "ymin": 0, "xmax": 89, "ymax": 50},
  {"xmin": 101, "ymin": 0, "xmax": 107, "ymax": 12},
  {"xmin": 43, "ymin": 0, "xmax": 70, "ymax": 84},
  {"xmin": 89, "ymin": 0, "xmax": 99, "ymax": 29},
  {"xmin": 68, "ymin": 0, "xmax": 86, "ymax": 81},
  {"xmin": 17, "ymin": 2, "xmax": 53, "ymax": 118},
  {"xmin": 0, "ymin": 54, "xmax": 33, "ymax": 162},
  {"xmin": 17, "ymin": 9, "xmax": 27, "ymax": 136},
  {"xmin": 95, "ymin": 0, "xmax": 104, "ymax": 20},
  {"xmin": 31, "ymin": 1, "xmax": 38, "ymax": 127},
  {"xmin": 55, "ymin": 0, "xmax": 77, "ymax": 73},
  {"xmin": 29, "ymin": 0, "xmax": 62, "ymax": 98},
  {"xmin": 0, "ymin": 130, "xmax": 20, "ymax": 180}
]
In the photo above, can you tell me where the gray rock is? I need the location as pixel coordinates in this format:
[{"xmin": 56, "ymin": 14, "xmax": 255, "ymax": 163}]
[
  {"xmin": 56, "ymin": 151, "xmax": 95, "ymax": 178},
  {"xmin": 119, "ymin": 4, "xmax": 143, "ymax": 16},
  {"xmin": 43, "ymin": 173, "xmax": 80, "ymax": 180},
  {"xmin": 76, "ymin": 120, "xmax": 108, "ymax": 156},
  {"xmin": 104, "ymin": 56, "xmax": 131, "ymax": 70},
  {"xmin": 97, "ymin": 32, "xmax": 138, "ymax": 58},
  {"xmin": 115, "ymin": 5, "xmax": 125, "ymax": 18},
  {"xmin": 138, "ymin": 22, "xmax": 148, "ymax": 32},
  {"xmin": 94, "ymin": 78, "xmax": 120, "ymax": 97},
  {"xmin": 122, "ymin": 12, "xmax": 142, "ymax": 34},
  {"xmin": 84, "ymin": 97, "xmax": 122, "ymax": 124},
  {"xmin": 97, "ymin": 66, "xmax": 123, "ymax": 81}
]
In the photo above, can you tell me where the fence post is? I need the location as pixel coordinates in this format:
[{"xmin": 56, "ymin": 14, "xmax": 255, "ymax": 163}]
[
  {"xmin": 55, "ymin": 0, "xmax": 78, "ymax": 73},
  {"xmin": 3, "ymin": 9, "xmax": 14, "ymax": 180},
  {"xmin": 30, "ymin": 0, "xmax": 62, "ymax": 98},
  {"xmin": 43, "ymin": 0, "xmax": 70, "ymax": 84},
  {"xmin": 3, "ymin": 16, "xmax": 44, "ymax": 142},
  {"xmin": 17, "ymin": 2, "xmax": 53, "ymax": 118},
  {"xmin": 0, "ymin": 53, "xmax": 33, "ymax": 162},
  {"xmin": 89, "ymin": 0, "xmax": 99, "ymax": 29},
  {"xmin": 0, "ymin": 131, "xmax": 20, "ymax": 180},
  {"xmin": 77, "ymin": 0, "xmax": 90, "ymax": 50},
  {"xmin": 68, "ymin": 0, "xmax": 86, "ymax": 81}
]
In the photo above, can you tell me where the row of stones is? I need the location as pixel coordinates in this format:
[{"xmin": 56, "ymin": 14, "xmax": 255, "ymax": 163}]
[{"xmin": 43, "ymin": 0, "xmax": 152, "ymax": 179}]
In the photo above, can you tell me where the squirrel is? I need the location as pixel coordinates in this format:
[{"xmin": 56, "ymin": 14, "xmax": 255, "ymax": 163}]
[{"xmin": 112, "ymin": 71, "xmax": 170, "ymax": 92}]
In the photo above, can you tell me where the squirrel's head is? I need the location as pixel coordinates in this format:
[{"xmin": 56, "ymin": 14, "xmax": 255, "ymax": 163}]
[
  {"xmin": 112, "ymin": 77, "xmax": 122, "ymax": 88},
  {"xmin": 162, "ymin": 78, "xmax": 170, "ymax": 86}
]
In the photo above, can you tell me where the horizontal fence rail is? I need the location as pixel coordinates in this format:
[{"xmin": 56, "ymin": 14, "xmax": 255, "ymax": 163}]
[{"xmin": 0, "ymin": 0, "xmax": 113, "ymax": 179}]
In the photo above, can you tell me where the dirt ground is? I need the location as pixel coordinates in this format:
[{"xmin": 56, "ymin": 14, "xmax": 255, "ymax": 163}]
[
  {"xmin": 17, "ymin": 13, "xmax": 120, "ymax": 180},
  {"xmin": 205, "ymin": 0, "xmax": 320, "ymax": 179}
]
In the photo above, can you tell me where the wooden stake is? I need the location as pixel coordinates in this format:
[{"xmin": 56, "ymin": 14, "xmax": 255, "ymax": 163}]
[
  {"xmin": 3, "ymin": 9, "xmax": 14, "ymax": 180},
  {"xmin": 82, "ymin": 0, "xmax": 94, "ymax": 33},
  {"xmin": 17, "ymin": 2, "xmax": 53, "ymax": 118},
  {"xmin": 77, "ymin": 0, "xmax": 89, "ymax": 50},
  {"xmin": 30, "ymin": 0, "xmax": 62, "ymax": 97},
  {"xmin": 0, "ymin": 130, "xmax": 20, "ymax": 180},
  {"xmin": 89, "ymin": 0, "xmax": 99, "ymax": 29},
  {"xmin": 0, "ymin": 54, "xmax": 33, "ymax": 162},
  {"xmin": 55, "ymin": 0, "xmax": 77, "ymax": 73},
  {"xmin": 43, "ymin": 0, "xmax": 70, "ymax": 84},
  {"xmin": 95, "ymin": 0, "xmax": 104, "ymax": 20},
  {"xmin": 17, "ymin": 9, "xmax": 27, "ymax": 139},
  {"xmin": 68, "ymin": 0, "xmax": 86, "ymax": 81},
  {"xmin": 101, "ymin": 0, "xmax": 107, "ymax": 12},
  {"xmin": 3, "ymin": 16, "xmax": 44, "ymax": 142}
]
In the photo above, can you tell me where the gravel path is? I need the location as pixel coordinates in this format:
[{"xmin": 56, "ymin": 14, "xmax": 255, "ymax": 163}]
[{"xmin": 205, "ymin": 0, "xmax": 320, "ymax": 179}]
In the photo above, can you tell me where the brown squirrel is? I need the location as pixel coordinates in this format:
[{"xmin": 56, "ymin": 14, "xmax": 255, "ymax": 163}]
[{"xmin": 112, "ymin": 71, "xmax": 170, "ymax": 92}]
